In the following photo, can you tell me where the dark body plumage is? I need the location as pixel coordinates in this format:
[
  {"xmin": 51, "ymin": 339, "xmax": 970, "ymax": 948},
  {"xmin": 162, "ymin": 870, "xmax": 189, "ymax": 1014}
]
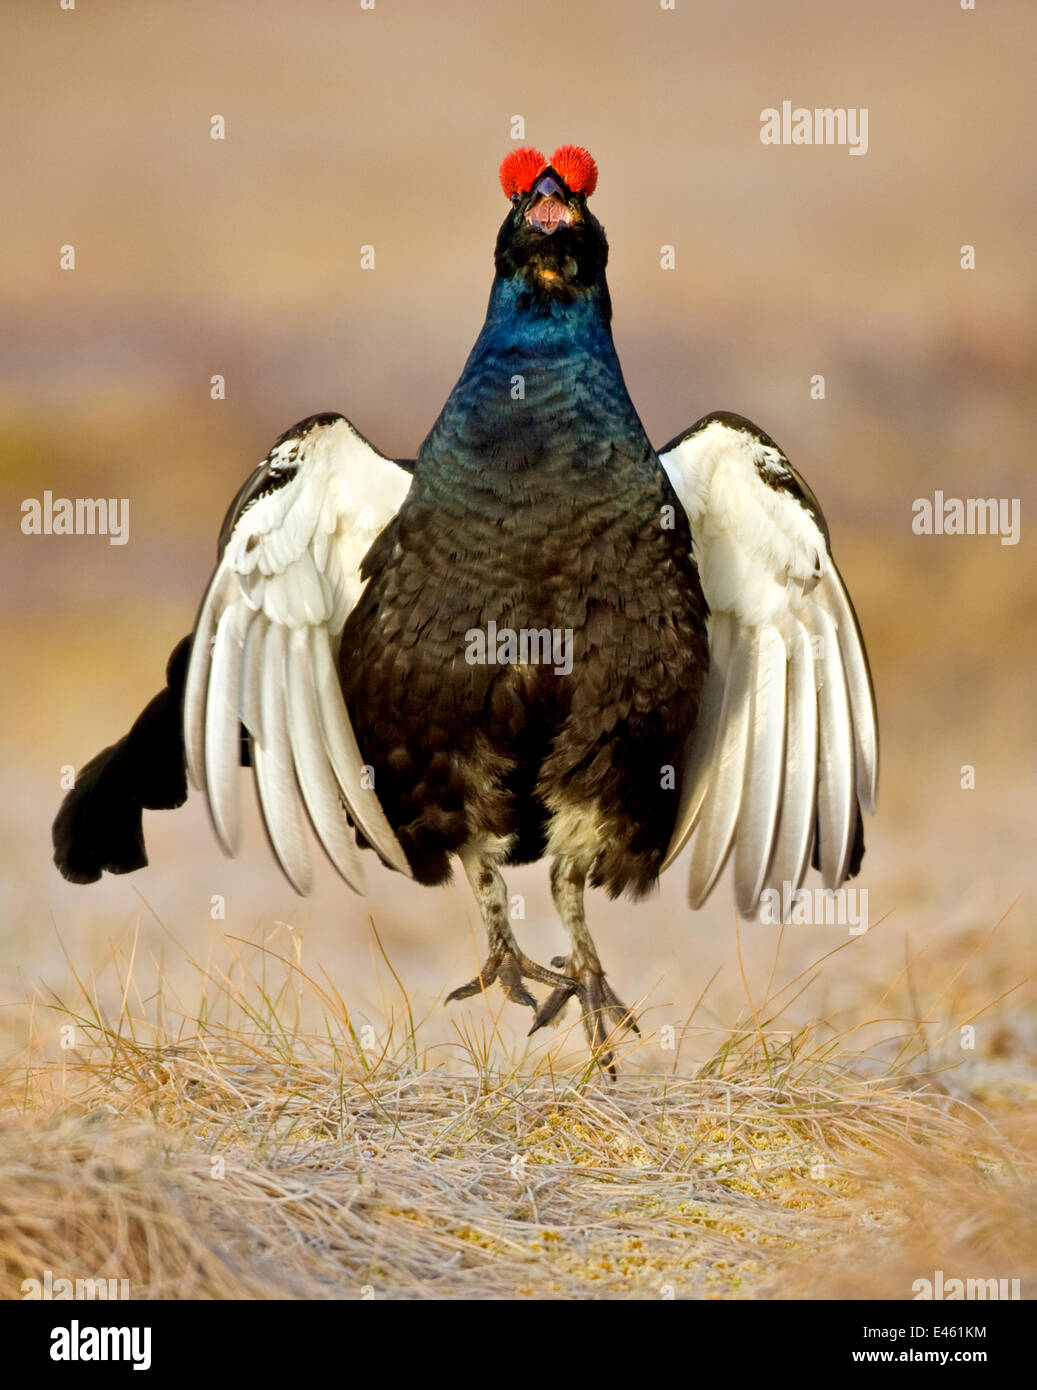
[
  {"xmin": 52, "ymin": 145, "xmax": 878, "ymax": 1070},
  {"xmin": 341, "ymin": 237, "xmax": 708, "ymax": 895}
]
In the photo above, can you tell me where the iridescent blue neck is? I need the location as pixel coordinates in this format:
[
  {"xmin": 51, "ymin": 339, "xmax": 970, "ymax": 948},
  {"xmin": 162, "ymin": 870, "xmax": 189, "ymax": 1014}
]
[{"xmin": 460, "ymin": 273, "xmax": 617, "ymax": 372}]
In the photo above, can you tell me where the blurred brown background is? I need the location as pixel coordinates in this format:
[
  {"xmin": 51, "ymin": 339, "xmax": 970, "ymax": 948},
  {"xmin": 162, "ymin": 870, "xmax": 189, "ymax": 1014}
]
[{"xmin": 2, "ymin": 1, "xmax": 1034, "ymax": 1067}]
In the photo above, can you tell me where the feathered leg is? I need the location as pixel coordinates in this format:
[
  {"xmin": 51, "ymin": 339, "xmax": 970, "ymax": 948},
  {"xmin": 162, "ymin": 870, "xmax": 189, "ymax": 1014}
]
[
  {"xmin": 446, "ymin": 849, "xmax": 573, "ymax": 1012},
  {"xmin": 529, "ymin": 857, "xmax": 640, "ymax": 1070}
]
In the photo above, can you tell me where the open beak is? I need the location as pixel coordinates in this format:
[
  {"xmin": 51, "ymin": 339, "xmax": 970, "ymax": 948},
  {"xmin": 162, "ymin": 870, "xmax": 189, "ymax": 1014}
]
[{"xmin": 524, "ymin": 173, "xmax": 573, "ymax": 235}]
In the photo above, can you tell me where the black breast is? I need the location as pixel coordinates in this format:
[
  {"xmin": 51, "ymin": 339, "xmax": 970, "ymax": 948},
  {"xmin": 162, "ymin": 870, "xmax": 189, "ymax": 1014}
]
[{"xmin": 340, "ymin": 364, "xmax": 708, "ymax": 892}]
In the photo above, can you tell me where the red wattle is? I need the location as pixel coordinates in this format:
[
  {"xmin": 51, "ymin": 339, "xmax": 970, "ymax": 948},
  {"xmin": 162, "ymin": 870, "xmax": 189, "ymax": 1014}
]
[
  {"xmin": 550, "ymin": 145, "xmax": 598, "ymax": 197},
  {"xmin": 499, "ymin": 147, "xmax": 548, "ymax": 199}
]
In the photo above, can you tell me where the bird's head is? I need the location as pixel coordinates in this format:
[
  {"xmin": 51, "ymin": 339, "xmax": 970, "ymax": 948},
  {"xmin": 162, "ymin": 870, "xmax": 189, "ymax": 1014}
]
[{"xmin": 494, "ymin": 145, "xmax": 608, "ymax": 304}]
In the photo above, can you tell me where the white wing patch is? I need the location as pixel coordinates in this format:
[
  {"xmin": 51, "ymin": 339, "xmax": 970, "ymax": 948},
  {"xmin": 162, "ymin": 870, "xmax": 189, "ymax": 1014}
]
[
  {"xmin": 183, "ymin": 415, "xmax": 413, "ymax": 894},
  {"xmin": 663, "ymin": 419, "xmax": 824, "ymax": 626},
  {"xmin": 659, "ymin": 416, "xmax": 878, "ymax": 916}
]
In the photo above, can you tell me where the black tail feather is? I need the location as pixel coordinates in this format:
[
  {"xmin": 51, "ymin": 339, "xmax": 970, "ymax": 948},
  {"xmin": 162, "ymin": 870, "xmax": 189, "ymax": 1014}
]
[{"xmin": 52, "ymin": 636, "xmax": 193, "ymax": 884}]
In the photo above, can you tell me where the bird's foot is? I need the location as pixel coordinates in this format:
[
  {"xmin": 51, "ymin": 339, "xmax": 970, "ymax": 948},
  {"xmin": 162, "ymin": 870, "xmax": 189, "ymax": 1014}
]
[
  {"xmin": 529, "ymin": 956, "xmax": 640, "ymax": 1072},
  {"xmin": 446, "ymin": 944, "xmax": 574, "ymax": 1013}
]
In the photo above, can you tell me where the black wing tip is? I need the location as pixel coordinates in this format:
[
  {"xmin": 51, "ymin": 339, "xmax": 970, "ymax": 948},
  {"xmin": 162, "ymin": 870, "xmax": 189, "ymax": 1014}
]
[
  {"xmin": 659, "ymin": 409, "xmax": 835, "ymax": 551},
  {"xmin": 218, "ymin": 412, "xmax": 398, "ymax": 553},
  {"xmin": 220, "ymin": 413, "xmax": 400, "ymax": 558},
  {"xmin": 658, "ymin": 410, "xmax": 786, "ymax": 460},
  {"xmin": 268, "ymin": 411, "xmax": 395, "ymax": 463},
  {"xmin": 270, "ymin": 412, "xmax": 346, "ymax": 453}
]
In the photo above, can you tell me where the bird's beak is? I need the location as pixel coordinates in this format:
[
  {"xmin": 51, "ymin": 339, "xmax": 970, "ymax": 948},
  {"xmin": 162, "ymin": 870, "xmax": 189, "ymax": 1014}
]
[{"xmin": 525, "ymin": 173, "xmax": 574, "ymax": 235}]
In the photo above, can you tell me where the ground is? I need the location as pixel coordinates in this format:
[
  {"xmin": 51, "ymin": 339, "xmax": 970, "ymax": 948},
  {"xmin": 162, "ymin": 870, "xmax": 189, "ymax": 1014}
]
[{"xmin": 2, "ymin": 901, "xmax": 1033, "ymax": 1300}]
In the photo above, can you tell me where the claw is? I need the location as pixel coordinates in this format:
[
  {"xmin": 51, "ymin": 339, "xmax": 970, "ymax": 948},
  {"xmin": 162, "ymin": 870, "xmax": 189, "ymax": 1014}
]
[
  {"xmin": 529, "ymin": 983, "xmax": 575, "ymax": 1033},
  {"xmin": 529, "ymin": 960, "xmax": 639, "ymax": 1072},
  {"xmin": 446, "ymin": 946, "xmax": 573, "ymax": 1013},
  {"xmin": 498, "ymin": 953, "xmax": 539, "ymax": 1009},
  {"xmin": 446, "ymin": 942, "xmax": 507, "ymax": 1005}
]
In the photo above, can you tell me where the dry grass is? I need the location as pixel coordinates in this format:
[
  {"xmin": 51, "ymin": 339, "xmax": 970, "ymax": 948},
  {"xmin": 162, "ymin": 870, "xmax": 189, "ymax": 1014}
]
[
  {"xmin": 1, "ymin": 916, "xmax": 1033, "ymax": 1301},
  {"xmin": 2, "ymin": 0, "xmax": 1033, "ymax": 1306}
]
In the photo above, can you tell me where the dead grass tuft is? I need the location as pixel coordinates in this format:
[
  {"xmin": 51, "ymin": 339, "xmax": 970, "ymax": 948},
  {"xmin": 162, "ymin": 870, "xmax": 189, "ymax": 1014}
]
[{"xmin": 1, "ymin": 919, "xmax": 1033, "ymax": 1300}]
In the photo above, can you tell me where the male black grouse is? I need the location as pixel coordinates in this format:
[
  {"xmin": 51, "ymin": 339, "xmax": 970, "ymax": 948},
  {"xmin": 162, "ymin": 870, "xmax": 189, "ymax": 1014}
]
[{"xmin": 53, "ymin": 145, "xmax": 878, "ymax": 1068}]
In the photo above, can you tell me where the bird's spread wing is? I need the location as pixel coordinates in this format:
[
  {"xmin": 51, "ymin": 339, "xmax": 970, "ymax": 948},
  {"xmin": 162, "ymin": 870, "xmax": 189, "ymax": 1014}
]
[
  {"xmin": 183, "ymin": 412, "xmax": 413, "ymax": 895},
  {"xmin": 657, "ymin": 411, "xmax": 878, "ymax": 916}
]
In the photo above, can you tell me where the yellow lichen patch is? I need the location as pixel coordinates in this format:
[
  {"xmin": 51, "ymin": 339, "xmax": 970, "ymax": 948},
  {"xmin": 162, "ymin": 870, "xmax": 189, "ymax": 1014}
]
[
  {"xmin": 453, "ymin": 1225, "xmax": 507, "ymax": 1252},
  {"xmin": 520, "ymin": 1107, "xmax": 654, "ymax": 1168}
]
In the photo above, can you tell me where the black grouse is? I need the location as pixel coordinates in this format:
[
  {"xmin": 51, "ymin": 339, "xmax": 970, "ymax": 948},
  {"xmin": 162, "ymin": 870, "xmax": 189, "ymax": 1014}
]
[{"xmin": 53, "ymin": 144, "xmax": 878, "ymax": 1069}]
